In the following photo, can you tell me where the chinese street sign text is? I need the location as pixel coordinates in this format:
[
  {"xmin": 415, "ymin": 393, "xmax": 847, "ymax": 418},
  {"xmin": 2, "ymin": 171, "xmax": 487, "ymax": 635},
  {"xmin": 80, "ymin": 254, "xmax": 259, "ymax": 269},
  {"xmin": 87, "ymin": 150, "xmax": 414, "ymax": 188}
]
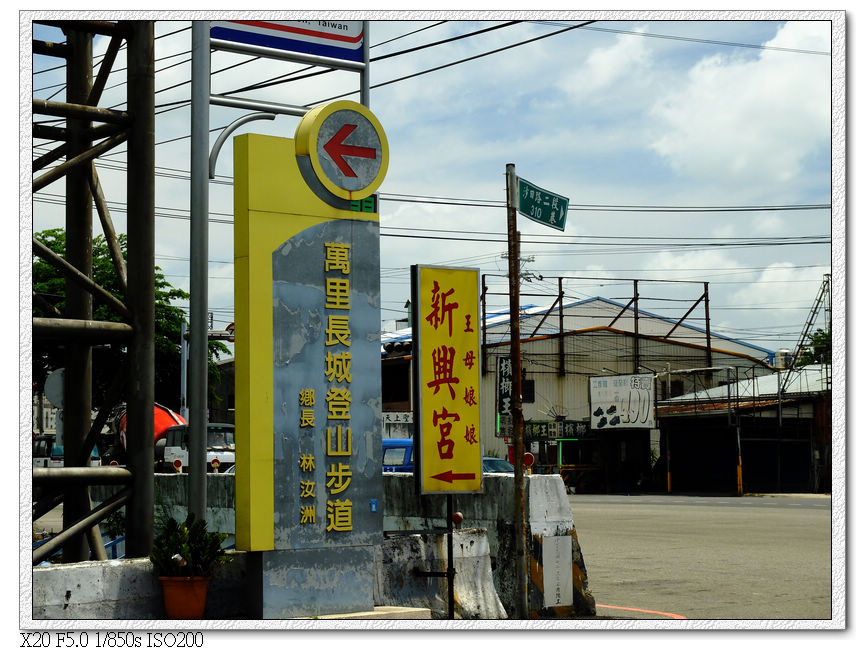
[
  {"xmin": 516, "ymin": 177, "xmax": 569, "ymax": 231},
  {"xmin": 414, "ymin": 266, "xmax": 482, "ymax": 493}
]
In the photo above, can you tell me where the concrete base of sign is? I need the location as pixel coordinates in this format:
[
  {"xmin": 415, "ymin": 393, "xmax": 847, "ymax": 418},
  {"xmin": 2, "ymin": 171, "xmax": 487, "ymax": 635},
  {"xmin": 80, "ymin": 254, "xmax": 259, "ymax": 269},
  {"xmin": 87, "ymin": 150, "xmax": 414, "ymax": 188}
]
[
  {"xmin": 374, "ymin": 528, "xmax": 507, "ymax": 619},
  {"xmin": 248, "ymin": 546, "xmax": 377, "ymax": 619}
]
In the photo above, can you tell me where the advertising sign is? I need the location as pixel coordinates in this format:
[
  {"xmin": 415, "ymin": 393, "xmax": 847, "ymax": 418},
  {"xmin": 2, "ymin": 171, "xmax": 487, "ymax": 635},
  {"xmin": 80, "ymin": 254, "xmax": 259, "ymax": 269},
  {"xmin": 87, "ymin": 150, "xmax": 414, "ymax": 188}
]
[
  {"xmin": 523, "ymin": 419, "xmax": 589, "ymax": 441},
  {"xmin": 211, "ymin": 20, "xmax": 364, "ymax": 62},
  {"xmin": 496, "ymin": 356, "xmax": 514, "ymax": 415},
  {"xmin": 413, "ymin": 266, "xmax": 482, "ymax": 493},
  {"xmin": 589, "ymin": 374, "xmax": 656, "ymax": 430}
]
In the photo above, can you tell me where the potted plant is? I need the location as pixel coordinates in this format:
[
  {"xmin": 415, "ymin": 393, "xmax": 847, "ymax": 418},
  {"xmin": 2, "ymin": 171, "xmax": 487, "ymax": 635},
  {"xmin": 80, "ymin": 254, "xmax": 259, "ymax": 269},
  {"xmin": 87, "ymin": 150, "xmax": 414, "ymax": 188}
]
[{"xmin": 150, "ymin": 514, "xmax": 231, "ymax": 619}]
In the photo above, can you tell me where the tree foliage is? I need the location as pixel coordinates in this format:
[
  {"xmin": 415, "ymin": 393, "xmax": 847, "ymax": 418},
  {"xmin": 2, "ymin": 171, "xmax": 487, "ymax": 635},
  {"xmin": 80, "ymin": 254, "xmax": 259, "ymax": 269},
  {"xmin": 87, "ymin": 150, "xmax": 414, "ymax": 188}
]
[
  {"xmin": 797, "ymin": 327, "xmax": 831, "ymax": 366},
  {"xmin": 32, "ymin": 228, "xmax": 229, "ymax": 411}
]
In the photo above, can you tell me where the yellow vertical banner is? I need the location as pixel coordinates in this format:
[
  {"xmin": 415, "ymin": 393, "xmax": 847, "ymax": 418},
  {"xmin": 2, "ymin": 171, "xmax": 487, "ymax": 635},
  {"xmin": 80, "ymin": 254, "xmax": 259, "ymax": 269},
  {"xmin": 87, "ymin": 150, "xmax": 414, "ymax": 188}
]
[{"xmin": 414, "ymin": 266, "xmax": 483, "ymax": 493}]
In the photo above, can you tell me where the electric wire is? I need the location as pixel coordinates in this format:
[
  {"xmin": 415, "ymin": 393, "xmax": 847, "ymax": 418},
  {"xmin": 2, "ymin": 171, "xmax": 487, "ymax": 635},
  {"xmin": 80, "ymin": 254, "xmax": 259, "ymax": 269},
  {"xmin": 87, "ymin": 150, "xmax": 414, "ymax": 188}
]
[
  {"xmin": 223, "ymin": 20, "xmax": 518, "ymax": 96},
  {"xmin": 314, "ymin": 21, "xmax": 596, "ymax": 105},
  {"xmin": 532, "ymin": 21, "xmax": 831, "ymax": 56}
]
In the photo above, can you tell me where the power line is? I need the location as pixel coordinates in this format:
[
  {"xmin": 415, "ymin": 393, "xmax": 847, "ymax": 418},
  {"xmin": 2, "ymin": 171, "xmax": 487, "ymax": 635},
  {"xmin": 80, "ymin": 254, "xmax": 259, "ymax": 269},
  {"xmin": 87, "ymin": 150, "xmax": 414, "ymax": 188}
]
[
  {"xmin": 379, "ymin": 193, "xmax": 830, "ymax": 212},
  {"xmin": 225, "ymin": 21, "xmax": 521, "ymax": 96},
  {"xmin": 381, "ymin": 225, "xmax": 827, "ymax": 242},
  {"xmin": 30, "ymin": 190, "xmax": 831, "ymax": 249},
  {"xmin": 373, "ymin": 20, "xmax": 449, "ymax": 48},
  {"xmin": 532, "ymin": 21, "xmax": 831, "ymax": 56},
  {"xmin": 315, "ymin": 21, "xmax": 597, "ymax": 104},
  {"xmin": 33, "ymin": 154, "xmax": 831, "ymax": 217},
  {"xmin": 378, "ymin": 230, "xmax": 828, "ymax": 247}
]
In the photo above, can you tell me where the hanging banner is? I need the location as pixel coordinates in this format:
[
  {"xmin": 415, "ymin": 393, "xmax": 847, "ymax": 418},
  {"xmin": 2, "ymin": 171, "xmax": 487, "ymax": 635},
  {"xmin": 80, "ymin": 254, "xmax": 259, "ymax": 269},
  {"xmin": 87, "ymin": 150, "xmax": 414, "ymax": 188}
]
[{"xmin": 412, "ymin": 266, "xmax": 483, "ymax": 494}]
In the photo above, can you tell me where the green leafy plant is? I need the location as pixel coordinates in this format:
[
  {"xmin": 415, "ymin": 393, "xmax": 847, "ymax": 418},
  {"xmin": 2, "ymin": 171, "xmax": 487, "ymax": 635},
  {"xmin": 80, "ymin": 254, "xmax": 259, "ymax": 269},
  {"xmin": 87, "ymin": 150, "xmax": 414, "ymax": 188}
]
[
  {"xmin": 102, "ymin": 506, "xmax": 126, "ymax": 540},
  {"xmin": 149, "ymin": 514, "xmax": 231, "ymax": 578}
]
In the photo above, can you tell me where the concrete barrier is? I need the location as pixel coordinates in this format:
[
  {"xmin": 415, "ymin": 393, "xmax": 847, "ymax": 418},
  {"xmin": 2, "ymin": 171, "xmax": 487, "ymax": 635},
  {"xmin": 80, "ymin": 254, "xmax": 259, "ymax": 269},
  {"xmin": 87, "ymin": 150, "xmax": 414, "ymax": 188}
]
[
  {"xmin": 381, "ymin": 473, "xmax": 595, "ymax": 618},
  {"xmin": 37, "ymin": 472, "xmax": 594, "ymax": 620},
  {"xmin": 374, "ymin": 528, "xmax": 506, "ymax": 619},
  {"xmin": 527, "ymin": 474, "xmax": 594, "ymax": 618},
  {"xmin": 32, "ymin": 553, "xmax": 252, "ymax": 620}
]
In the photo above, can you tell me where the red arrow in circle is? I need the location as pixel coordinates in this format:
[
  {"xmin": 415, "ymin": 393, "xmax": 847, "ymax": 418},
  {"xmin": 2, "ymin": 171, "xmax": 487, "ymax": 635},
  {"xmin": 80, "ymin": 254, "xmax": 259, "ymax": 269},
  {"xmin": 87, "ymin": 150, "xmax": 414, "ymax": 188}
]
[
  {"xmin": 431, "ymin": 470, "xmax": 477, "ymax": 483},
  {"xmin": 323, "ymin": 123, "xmax": 377, "ymax": 178}
]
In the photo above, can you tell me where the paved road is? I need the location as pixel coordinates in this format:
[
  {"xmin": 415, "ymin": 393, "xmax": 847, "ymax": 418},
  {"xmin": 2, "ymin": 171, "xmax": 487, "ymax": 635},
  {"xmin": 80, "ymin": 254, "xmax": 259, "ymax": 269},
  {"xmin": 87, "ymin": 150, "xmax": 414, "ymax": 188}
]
[{"xmin": 568, "ymin": 493, "xmax": 834, "ymax": 622}]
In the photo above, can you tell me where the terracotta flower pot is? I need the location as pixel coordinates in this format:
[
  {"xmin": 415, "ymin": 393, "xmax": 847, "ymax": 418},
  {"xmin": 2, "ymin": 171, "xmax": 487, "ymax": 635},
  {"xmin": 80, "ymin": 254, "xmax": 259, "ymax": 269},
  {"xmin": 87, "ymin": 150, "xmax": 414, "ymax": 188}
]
[{"xmin": 159, "ymin": 576, "xmax": 210, "ymax": 619}]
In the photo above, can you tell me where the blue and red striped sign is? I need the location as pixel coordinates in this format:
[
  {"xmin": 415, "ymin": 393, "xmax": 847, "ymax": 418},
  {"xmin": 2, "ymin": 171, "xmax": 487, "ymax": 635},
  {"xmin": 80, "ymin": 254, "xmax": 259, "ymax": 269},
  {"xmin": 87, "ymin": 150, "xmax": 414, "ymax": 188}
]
[{"xmin": 211, "ymin": 20, "xmax": 364, "ymax": 62}]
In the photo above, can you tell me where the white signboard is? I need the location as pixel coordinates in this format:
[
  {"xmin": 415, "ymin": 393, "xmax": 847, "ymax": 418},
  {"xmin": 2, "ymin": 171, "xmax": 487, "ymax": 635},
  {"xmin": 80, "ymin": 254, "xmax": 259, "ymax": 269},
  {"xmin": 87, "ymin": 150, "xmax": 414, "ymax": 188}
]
[
  {"xmin": 211, "ymin": 20, "xmax": 364, "ymax": 62},
  {"xmin": 589, "ymin": 373, "xmax": 655, "ymax": 429},
  {"xmin": 542, "ymin": 535, "xmax": 574, "ymax": 608}
]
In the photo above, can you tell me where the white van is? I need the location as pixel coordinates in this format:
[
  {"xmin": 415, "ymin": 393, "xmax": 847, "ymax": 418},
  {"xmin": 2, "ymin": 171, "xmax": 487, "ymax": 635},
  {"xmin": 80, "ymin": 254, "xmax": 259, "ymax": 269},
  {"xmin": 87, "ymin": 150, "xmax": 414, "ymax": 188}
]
[{"xmin": 158, "ymin": 423, "xmax": 236, "ymax": 473}]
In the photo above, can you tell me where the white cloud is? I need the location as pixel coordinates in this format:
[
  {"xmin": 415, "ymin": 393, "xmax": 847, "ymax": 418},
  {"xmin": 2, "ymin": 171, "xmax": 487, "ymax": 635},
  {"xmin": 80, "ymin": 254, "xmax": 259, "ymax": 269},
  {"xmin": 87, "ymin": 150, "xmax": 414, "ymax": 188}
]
[
  {"xmin": 558, "ymin": 26, "xmax": 652, "ymax": 98},
  {"xmin": 648, "ymin": 21, "xmax": 830, "ymax": 200},
  {"xmin": 28, "ymin": 18, "xmax": 835, "ymax": 351}
]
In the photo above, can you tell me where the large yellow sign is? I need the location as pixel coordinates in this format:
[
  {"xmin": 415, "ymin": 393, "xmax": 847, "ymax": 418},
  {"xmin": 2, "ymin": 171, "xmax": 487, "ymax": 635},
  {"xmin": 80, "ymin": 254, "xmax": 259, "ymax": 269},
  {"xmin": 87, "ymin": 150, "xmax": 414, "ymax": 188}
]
[
  {"xmin": 234, "ymin": 129, "xmax": 383, "ymax": 552},
  {"xmin": 413, "ymin": 266, "xmax": 482, "ymax": 493}
]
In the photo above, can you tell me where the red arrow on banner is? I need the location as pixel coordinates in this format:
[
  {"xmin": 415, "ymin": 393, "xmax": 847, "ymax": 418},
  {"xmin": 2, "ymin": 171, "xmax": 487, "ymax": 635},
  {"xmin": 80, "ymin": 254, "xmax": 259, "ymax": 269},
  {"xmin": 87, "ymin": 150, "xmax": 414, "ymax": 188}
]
[
  {"xmin": 323, "ymin": 123, "xmax": 377, "ymax": 178},
  {"xmin": 431, "ymin": 470, "xmax": 477, "ymax": 483}
]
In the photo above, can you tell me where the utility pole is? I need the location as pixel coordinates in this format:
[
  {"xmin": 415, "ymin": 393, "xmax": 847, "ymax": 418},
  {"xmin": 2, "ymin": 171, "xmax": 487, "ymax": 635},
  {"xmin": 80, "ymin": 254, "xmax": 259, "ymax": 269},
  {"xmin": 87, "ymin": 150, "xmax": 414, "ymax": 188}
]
[{"xmin": 506, "ymin": 163, "xmax": 528, "ymax": 618}]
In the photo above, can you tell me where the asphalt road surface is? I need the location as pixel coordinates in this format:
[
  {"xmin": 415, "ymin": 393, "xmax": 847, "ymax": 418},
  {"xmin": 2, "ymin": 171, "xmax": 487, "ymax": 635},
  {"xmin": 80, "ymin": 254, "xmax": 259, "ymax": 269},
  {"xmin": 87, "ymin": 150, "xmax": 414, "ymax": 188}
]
[{"xmin": 568, "ymin": 493, "xmax": 834, "ymax": 622}]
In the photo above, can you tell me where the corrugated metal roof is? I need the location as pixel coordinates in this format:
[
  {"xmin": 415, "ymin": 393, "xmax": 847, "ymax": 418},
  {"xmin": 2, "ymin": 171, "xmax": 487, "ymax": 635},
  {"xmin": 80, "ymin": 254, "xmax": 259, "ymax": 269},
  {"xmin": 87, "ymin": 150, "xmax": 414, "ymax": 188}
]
[
  {"xmin": 664, "ymin": 364, "xmax": 830, "ymax": 403},
  {"xmin": 383, "ymin": 296, "xmax": 774, "ymax": 362}
]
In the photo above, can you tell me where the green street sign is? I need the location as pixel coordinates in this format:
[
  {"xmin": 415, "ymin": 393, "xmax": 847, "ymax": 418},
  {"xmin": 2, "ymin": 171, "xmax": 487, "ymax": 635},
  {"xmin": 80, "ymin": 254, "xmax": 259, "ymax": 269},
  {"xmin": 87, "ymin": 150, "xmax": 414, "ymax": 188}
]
[{"xmin": 516, "ymin": 177, "xmax": 569, "ymax": 231}]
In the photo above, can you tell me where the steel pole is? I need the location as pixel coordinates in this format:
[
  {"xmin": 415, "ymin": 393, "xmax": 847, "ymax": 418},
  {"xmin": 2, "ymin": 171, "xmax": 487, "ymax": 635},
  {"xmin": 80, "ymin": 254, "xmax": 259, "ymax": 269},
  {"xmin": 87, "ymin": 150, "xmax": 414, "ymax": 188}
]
[
  {"xmin": 446, "ymin": 494, "xmax": 454, "ymax": 620},
  {"xmin": 125, "ymin": 20, "xmax": 156, "ymax": 557},
  {"xmin": 188, "ymin": 21, "xmax": 210, "ymax": 520},
  {"xmin": 180, "ymin": 320, "xmax": 188, "ymax": 421},
  {"xmin": 506, "ymin": 163, "xmax": 528, "ymax": 618},
  {"xmin": 62, "ymin": 25, "xmax": 94, "ymax": 563},
  {"xmin": 633, "ymin": 279, "xmax": 640, "ymax": 374},
  {"xmin": 361, "ymin": 21, "xmax": 370, "ymax": 107}
]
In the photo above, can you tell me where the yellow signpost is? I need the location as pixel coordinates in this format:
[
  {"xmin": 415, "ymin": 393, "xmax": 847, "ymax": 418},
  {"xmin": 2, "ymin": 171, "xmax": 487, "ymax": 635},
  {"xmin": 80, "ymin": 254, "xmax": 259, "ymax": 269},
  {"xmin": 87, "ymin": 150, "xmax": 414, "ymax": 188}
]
[
  {"xmin": 234, "ymin": 101, "xmax": 387, "ymax": 551},
  {"xmin": 413, "ymin": 265, "xmax": 483, "ymax": 494}
]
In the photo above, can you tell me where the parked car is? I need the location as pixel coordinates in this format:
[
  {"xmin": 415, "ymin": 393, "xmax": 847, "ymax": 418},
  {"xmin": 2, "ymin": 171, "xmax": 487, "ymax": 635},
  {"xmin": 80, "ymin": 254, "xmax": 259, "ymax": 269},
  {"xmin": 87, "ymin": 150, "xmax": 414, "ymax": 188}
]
[
  {"xmin": 381, "ymin": 438, "xmax": 515, "ymax": 476},
  {"xmin": 382, "ymin": 438, "xmax": 413, "ymax": 472},
  {"xmin": 482, "ymin": 457, "xmax": 515, "ymax": 474}
]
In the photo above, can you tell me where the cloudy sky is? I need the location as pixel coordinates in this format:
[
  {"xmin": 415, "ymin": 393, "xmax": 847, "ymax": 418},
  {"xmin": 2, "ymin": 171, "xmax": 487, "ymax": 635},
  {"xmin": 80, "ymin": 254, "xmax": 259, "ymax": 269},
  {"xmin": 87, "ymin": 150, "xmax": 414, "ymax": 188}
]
[{"xmin": 27, "ymin": 12, "xmax": 841, "ymax": 360}]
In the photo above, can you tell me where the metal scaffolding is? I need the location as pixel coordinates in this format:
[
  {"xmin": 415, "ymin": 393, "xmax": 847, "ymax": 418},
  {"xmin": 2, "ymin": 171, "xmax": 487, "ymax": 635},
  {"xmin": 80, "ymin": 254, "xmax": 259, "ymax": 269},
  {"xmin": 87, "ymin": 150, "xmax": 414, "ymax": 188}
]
[{"xmin": 32, "ymin": 20, "xmax": 155, "ymax": 562}]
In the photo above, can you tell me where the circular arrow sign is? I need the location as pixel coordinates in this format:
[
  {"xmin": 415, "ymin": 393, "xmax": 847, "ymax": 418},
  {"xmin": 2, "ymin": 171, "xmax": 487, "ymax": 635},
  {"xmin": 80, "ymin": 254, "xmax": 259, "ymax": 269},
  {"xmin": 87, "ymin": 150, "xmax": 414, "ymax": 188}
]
[{"xmin": 295, "ymin": 100, "xmax": 388, "ymax": 200}]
